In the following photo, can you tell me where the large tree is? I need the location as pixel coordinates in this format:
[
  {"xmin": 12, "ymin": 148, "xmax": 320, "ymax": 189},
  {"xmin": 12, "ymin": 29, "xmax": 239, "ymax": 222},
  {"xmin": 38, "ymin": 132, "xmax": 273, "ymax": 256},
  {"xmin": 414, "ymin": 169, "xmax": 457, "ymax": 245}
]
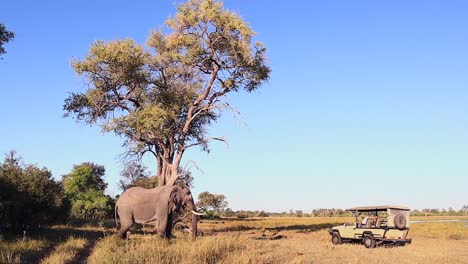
[
  {"xmin": 0, "ymin": 23, "xmax": 14, "ymax": 57},
  {"xmin": 64, "ymin": 0, "xmax": 270, "ymax": 186},
  {"xmin": 196, "ymin": 191, "xmax": 228, "ymax": 214}
]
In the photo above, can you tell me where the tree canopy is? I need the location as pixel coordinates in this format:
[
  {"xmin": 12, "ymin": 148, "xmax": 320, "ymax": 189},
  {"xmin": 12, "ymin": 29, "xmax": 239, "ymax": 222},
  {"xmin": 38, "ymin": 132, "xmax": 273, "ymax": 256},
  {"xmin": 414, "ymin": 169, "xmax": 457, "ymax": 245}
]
[
  {"xmin": 196, "ymin": 191, "xmax": 228, "ymax": 214},
  {"xmin": 64, "ymin": 0, "xmax": 270, "ymax": 187},
  {"xmin": 0, "ymin": 23, "xmax": 14, "ymax": 57}
]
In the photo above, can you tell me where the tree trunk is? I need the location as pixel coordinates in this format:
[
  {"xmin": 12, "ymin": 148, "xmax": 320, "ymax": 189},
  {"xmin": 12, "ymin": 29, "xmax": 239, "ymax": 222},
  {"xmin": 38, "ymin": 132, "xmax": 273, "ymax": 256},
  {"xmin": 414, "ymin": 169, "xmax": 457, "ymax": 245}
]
[
  {"xmin": 158, "ymin": 162, "xmax": 170, "ymax": 186},
  {"xmin": 167, "ymin": 151, "xmax": 183, "ymax": 186},
  {"xmin": 157, "ymin": 155, "xmax": 163, "ymax": 179}
]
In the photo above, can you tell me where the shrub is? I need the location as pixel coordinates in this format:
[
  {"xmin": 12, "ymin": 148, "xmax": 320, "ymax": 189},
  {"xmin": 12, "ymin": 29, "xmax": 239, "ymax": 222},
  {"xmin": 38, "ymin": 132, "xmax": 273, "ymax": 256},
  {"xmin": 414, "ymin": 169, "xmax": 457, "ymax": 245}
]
[
  {"xmin": 62, "ymin": 163, "xmax": 113, "ymax": 220},
  {"xmin": 0, "ymin": 151, "xmax": 67, "ymax": 231}
]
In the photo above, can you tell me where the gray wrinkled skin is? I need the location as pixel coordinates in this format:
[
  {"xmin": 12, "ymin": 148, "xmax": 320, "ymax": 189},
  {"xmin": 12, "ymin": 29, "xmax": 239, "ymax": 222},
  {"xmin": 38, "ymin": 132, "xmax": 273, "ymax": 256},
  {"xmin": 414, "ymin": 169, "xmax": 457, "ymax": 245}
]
[{"xmin": 115, "ymin": 185, "xmax": 198, "ymax": 239}]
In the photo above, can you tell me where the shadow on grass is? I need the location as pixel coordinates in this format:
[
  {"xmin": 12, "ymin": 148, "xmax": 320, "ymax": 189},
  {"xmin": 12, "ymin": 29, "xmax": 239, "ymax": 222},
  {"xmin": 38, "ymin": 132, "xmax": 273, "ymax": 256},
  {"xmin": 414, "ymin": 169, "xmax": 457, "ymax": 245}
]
[
  {"xmin": 266, "ymin": 223, "xmax": 337, "ymax": 233},
  {"xmin": 199, "ymin": 218, "xmax": 263, "ymax": 224},
  {"xmin": 201, "ymin": 221, "xmax": 338, "ymax": 235},
  {"xmin": 1, "ymin": 227, "xmax": 105, "ymax": 264}
]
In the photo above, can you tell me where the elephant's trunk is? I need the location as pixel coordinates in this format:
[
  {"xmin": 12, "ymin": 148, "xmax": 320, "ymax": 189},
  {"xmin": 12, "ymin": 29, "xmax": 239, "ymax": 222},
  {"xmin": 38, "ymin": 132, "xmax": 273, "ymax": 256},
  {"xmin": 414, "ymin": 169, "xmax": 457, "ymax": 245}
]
[
  {"xmin": 188, "ymin": 200, "xmax": 198, "ymax": 239},
  {"xmin": 192, "ymin": 211, "xmax": 198, "ymax": 239}
]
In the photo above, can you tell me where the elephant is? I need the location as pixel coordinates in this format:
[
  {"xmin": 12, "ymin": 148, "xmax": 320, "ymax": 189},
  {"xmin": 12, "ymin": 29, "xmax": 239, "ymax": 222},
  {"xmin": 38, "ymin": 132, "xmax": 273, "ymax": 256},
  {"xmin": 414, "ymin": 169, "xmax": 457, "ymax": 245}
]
[{"xmin": 115, "ymin": 185, "xmax": 202, "ymax": 239}]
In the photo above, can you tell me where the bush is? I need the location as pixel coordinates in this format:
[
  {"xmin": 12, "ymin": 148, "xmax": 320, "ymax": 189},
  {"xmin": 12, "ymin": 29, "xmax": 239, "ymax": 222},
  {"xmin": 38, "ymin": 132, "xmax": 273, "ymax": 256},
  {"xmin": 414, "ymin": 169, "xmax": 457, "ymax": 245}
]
[
  {"xmin": 201, "ymin": 210, "xmax": 220, "ymax": 220},
  {"xmin": 0, "ymin": 151, "xmax": 67, "ymax": 231},
  {"xmin": 62, "ymin": 163, "xmax": 113, "ymax": 220}
]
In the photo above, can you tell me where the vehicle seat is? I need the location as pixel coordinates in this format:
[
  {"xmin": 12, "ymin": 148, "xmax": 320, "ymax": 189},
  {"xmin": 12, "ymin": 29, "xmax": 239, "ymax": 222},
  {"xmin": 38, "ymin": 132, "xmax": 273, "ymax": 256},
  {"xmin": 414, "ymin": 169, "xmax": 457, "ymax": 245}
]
[
  {"xmin": 375, "ymin": 217, "xmax": 387, "ymax": 228},
  {"xmin": 360, "ymin": 217, "xmax": 369, "ymax": 228},
  {"xmin": 366, "ymin": 218, "xmax": 375, "ymax": 228}
]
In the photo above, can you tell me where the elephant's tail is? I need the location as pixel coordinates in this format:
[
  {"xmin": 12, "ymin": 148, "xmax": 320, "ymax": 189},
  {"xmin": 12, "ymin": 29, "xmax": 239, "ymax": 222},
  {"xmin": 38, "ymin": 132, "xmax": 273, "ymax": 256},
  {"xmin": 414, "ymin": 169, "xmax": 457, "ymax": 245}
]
[{"xmin": 115, "ymin": 205, "xmax": 120, "ymax": 229}]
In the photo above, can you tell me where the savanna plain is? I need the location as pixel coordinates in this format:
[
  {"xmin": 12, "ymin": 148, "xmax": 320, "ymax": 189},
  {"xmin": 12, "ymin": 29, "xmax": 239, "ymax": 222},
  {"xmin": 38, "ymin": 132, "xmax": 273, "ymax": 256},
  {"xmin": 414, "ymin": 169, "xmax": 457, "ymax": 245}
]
[{"xmin": 1, "ymin": 216, "xmax": 467, "ymax": 264}]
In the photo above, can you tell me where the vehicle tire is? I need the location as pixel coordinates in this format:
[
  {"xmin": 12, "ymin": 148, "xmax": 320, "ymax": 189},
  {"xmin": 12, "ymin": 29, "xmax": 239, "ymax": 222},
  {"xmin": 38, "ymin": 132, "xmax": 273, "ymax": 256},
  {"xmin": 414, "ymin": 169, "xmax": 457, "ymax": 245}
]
[
  {"xmin": 331, "ymin": 233, "xmax": 342, "ymax": 245},
  {"xmin": 363, "ymin": 235, "xmax": 376, "ymax": 249},
  {"xmin": 394, "ymin": 214, "xmax": 406, "ymax": 230}
]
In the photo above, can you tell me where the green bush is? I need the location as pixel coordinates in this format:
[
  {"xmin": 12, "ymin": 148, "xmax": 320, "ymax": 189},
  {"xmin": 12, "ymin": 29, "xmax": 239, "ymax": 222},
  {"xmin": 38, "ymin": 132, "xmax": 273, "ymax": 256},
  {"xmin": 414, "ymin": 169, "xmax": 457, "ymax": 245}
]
[
  {"xmin": 0, "ymin": 151, "xmax": 67, "ymax": 231},
  {"xmin": 62, "ymin": 163, "xmax": 113, "ymax": 220}
]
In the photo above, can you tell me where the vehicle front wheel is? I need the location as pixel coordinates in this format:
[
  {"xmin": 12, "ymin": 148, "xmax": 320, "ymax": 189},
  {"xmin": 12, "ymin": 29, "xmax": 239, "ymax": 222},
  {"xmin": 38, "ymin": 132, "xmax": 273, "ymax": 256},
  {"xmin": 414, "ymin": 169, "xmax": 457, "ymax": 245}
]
[
  {"xmin": 363, "ymin": 235, "xmax": 376, "ymax": 249},
  {"xmin": 331, "ymin": 233, "xmax": 342, "ymax": 245}
]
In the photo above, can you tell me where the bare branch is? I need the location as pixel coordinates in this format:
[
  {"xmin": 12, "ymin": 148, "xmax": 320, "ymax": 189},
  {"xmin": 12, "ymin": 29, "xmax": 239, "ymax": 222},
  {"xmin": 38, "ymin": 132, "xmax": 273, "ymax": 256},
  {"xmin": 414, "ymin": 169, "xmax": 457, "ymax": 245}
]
[
  {"xmin": 182, "ymin": 160, "xmax": 206, "ymax": 175},
  {"xmin": 185, "ymin": 137, "xmax": 229, "ymax": 149}
]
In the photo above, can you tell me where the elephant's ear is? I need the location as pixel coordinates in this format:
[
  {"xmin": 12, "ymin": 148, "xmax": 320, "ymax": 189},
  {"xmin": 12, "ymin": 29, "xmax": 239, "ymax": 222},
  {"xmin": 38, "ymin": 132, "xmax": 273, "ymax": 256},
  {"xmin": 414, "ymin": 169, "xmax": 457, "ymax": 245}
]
[{"xmin": 169, "ymin": 187, "xmax": 182, "ymax": 212}]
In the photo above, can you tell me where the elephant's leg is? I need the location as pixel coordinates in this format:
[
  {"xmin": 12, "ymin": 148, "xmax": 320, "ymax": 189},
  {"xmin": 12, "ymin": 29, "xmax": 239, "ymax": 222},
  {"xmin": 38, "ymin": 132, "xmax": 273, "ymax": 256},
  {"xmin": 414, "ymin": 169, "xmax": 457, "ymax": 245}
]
[
  {"xmin": 156, "ymin": 216, "xmax": 169, "ymax": 238},
  {"xmin": 164, "ymin": 212, "xmax": 174, "ymax": 238},
  {"xmin": 117, "ymin": 217, "xmax": 134, "ymax": 239},
  {"xmin": 156, "ymin": 224, "xmax": 165, "ymax": 238}
]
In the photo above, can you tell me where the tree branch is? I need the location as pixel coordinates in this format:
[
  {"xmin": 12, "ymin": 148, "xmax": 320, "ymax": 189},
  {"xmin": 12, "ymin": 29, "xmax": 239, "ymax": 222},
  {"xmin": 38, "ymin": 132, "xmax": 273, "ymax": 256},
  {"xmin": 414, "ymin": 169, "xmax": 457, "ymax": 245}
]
[{"xmin": 185, "ymin": 137, "xmax": 228, "ymax": 149}]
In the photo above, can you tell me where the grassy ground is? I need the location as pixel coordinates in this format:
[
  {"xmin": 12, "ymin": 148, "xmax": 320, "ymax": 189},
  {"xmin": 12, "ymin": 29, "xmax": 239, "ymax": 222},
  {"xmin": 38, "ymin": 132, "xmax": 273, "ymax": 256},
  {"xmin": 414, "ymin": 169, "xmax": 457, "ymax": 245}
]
[
  {"xmin": 0, "ymin": 226, "xmax": 105, "ymax": 264},
  {"xmin": 41, "ymin": 237, "xmax": 87, "ymax": 264},
  {"xmin": 1, "ymin": 217, "xmax": 467, "ymax": 263}
]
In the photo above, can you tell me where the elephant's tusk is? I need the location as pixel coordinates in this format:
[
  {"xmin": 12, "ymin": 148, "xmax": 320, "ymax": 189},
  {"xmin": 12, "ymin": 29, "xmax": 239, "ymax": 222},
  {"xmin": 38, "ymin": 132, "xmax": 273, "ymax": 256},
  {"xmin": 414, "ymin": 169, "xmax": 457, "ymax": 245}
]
[{"xmin": 191, "ymin": 210, "xmax": 205, "ymax": 216}]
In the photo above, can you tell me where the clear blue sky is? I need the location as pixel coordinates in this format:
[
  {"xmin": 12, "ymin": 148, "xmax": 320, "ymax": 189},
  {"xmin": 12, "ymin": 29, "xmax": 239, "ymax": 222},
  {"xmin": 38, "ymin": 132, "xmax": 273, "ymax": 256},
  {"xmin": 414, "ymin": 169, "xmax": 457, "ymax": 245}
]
[{"xmin": 1, "ymin": 0, "xmax": 467, "ymax": 212}]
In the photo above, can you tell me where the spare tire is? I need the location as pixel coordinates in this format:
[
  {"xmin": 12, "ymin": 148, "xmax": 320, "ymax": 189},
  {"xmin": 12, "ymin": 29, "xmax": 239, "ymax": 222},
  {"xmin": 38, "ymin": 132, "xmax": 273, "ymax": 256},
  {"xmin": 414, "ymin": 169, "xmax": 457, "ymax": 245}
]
[{"xmin": 394, "ymin": 214, "xmax": 406, "ymax": 230}]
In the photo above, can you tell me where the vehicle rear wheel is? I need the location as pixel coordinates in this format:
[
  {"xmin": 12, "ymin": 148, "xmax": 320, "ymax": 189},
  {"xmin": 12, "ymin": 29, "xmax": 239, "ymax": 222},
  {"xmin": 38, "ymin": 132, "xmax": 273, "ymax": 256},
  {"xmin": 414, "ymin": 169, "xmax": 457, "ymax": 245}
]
[
  {"xmin": 394, "ymin": 214, "xmax": 406, "ymax": 230},
  {"xmin": 331, "ymin": 233, "xmax": 342, "ymax": 245},
  {"xmin": 363, "ymin": 235, "xmax": 376, "ymax": 248}
]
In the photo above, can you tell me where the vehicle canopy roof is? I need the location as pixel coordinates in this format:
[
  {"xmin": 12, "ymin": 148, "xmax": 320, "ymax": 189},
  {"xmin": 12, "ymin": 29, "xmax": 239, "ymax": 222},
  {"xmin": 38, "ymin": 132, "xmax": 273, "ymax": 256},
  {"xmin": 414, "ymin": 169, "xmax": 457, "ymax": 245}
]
[{"xmin": 346, "ymin": 205, "xmax": 410, "ymax": 212}]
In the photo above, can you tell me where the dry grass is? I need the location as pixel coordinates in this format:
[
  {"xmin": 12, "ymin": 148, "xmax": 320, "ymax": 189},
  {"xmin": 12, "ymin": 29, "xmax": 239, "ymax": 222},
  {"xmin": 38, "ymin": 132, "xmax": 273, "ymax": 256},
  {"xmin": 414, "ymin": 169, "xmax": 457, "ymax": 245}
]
[
  {"xmin": 0, "ymin": 238, "xmax": 48, "ymax": 264},
  {"xmin": 1, "ymin": 217, "xmax": 467, "ymax": 263},
  {"xmin": 87, "ymin": 216, "xmax": 468, "ymax": 264},
  {"xmin": 40, "ymin": 236, "xmax": 87, "ymax": 264},
  {"xmin": 411, "ymin": 222, "xmax": 468, "ymax": 240},
  {"xmin": 0, "ymin": 224, "xmax": 106, "ymax": 263},
  {"xmin": 87, "ymin": 229, "xmax": 468, "ymax": 264},
  {"xmin": 87, "ymin": 234, "xmax": 271, "ymax": 264},
  {"xmin": 251, "ymin": 229, "xmax": 468, "ymax": 264}
]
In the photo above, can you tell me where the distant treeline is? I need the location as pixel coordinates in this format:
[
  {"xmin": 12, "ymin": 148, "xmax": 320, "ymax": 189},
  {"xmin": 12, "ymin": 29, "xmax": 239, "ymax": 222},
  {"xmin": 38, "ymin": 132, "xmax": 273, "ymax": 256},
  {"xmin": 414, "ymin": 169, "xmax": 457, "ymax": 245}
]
[
  {"xmin": 220, "ymin": 209, "xmax": 354, "ymax": 218},
  {"xmin": 410, "ymin": 208, "xmax": 468, "ymax": 217},
  {"xmin": 214, "ymin": 207, "xmax": 468, "ymax": 219}
]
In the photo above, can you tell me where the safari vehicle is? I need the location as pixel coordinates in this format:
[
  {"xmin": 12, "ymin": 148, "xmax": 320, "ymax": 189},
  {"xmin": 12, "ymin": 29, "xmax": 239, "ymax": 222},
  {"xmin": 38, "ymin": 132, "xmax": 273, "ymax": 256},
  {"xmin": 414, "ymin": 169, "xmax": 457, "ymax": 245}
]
[{"xmin": 328, "ymin": 205, "xmax": 412, "ymax": 248}]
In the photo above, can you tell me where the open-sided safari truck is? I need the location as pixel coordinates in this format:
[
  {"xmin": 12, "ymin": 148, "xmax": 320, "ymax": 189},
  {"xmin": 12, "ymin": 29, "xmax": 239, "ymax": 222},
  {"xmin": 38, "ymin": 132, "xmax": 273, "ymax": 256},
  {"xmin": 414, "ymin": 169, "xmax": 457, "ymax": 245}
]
[{"xmin": 328, "ymin": 205, "xmax": 412, "ymax": 248}]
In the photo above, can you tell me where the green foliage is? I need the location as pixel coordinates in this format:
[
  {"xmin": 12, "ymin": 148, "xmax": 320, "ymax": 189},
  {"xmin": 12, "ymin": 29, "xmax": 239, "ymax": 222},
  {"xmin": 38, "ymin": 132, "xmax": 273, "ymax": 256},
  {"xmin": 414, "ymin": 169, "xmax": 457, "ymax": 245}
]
[
  {"xmin": 64, "ymin": 0, "xmax": 270, "ymax": 186},
  {"xmin": 0, "ymin": 23, "xmax": 14, "ymax": 57},
  {"xmin": 196, "ymin": 191, "xmax": 228, "ymax": 215},
  {"xmin": 201, "ymin": 210, "xmax": 220, "ymax": 220},
  {"xmin": 62, "ymin": 163, "xmax": 112, "ymax": 220},
  {"xmin": 69, "ymin": 190, "xmax": 112, "ymax": 220},
  {"xmin": 0, "ymin": 151, "xmax": 66, "ymax": 231}
]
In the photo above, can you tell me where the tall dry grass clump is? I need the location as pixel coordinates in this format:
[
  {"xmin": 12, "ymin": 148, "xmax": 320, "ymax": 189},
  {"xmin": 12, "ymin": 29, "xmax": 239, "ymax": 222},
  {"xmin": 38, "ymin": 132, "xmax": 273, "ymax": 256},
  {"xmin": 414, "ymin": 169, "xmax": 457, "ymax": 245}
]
[
  {"xmin": 88, "ymin": 233, "xmax": 279, "ymax": 264},
  {"xmin": 0, "ymin": 238, "xmax": 48, "ymax": 264}
]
